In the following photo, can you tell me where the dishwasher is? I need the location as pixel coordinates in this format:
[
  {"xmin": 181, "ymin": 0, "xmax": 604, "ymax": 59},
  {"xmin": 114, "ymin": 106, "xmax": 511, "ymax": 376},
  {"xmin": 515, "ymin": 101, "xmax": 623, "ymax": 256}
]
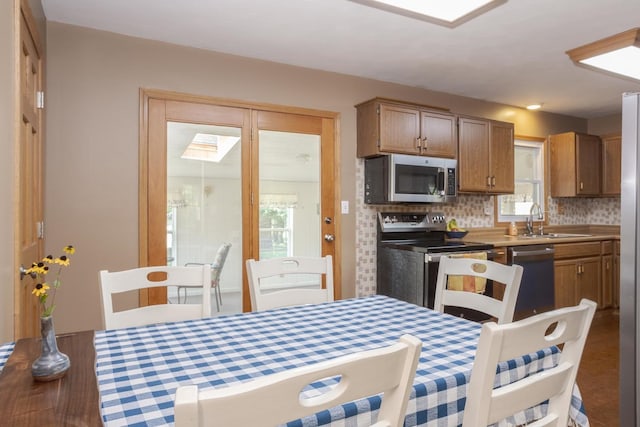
[{"xmin": 508, "ymin": 245, "xmax": 555, "ymax": 320}]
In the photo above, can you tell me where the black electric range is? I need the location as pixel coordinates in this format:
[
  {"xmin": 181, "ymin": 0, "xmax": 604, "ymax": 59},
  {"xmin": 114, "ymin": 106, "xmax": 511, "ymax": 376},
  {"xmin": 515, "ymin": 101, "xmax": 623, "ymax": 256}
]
[{"xmin": 376, "ymin": 212, "xmax": 496, "ymax": 319}]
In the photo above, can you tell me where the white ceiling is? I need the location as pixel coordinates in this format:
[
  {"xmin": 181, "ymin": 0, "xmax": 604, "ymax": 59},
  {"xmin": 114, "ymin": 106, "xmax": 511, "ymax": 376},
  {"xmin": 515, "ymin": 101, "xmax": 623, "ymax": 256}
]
[{"xmin": 42, "ymin": 0, "xmax": 640, "ymax": 119}]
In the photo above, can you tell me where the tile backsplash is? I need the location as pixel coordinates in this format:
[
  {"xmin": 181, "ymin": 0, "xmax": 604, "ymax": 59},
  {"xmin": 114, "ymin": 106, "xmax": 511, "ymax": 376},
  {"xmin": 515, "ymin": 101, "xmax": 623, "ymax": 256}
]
[{"xmin": 354, "ymin": 158, "xmax": 620, "ymax": 296}]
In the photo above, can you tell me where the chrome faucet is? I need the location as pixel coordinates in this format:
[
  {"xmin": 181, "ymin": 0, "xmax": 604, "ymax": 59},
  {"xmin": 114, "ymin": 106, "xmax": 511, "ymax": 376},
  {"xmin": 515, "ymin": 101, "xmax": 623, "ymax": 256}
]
[{"xmin": 526, "ymin": 203, "xmax": 544, "ymax": 235}]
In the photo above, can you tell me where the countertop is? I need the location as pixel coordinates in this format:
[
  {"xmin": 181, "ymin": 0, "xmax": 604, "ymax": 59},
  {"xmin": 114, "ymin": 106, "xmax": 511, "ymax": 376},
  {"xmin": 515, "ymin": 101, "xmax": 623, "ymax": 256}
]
[{"xmin": 458, "ymin": 225, "xmax": 620, "ymax": 248}]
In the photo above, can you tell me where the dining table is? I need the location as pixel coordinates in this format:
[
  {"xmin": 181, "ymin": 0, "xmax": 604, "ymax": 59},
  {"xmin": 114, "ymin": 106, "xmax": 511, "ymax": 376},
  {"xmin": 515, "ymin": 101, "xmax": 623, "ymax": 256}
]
[{"xmin": 0, "ymin": 295, "xmax": 589, "ymax": 426}]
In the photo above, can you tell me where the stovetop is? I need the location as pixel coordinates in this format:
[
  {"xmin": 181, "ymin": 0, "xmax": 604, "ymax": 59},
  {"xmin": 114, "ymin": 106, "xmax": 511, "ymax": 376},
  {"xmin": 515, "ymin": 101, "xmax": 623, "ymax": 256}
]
[{"xmin": 377, "ymin": 211, "xmax": 494, "ymax": 253}]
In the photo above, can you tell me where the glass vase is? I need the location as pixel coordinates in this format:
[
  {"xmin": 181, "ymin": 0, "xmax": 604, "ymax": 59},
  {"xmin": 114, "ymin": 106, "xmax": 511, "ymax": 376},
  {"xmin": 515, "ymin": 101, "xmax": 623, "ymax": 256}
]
[{"xmin": 31, "ymin": 315, "xmax": 70, "ymax": 381}]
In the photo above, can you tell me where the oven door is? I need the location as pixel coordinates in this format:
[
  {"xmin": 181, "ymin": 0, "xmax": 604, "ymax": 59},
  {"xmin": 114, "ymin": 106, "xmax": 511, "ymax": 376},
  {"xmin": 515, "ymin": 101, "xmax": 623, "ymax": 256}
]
[{"xmin": 424, "ymin": 250, "xmax": 497, "ymax": 321}]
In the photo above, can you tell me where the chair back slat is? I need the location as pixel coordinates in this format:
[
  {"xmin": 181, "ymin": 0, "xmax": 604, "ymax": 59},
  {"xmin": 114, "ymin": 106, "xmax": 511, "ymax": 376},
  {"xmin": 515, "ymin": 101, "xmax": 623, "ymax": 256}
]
[
  {"xmin": 246, "ymin": 255, "xmax": 334, "ymax": 311},
  {"xmin": 99, "ymin": 265, "xmax": 211, "ymax": 329},
  {"xmin": 434, "ymin": 255, "xmax": 524, "ymax": 324},
  {"xmin": 463, "ymin": 299, "xmax": 597, "ymax": 426},
  {"xmin": 175, "ymin": 334, "xmax": 422, "ymax": 427}
]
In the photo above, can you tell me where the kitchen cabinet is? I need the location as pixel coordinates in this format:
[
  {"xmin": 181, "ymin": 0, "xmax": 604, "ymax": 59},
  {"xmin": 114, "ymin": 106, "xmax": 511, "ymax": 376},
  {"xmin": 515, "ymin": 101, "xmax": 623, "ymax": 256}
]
[
  {"xmin": 601, "ymin": 133, "xmax": 621, "ymax": 195},
  {"xmin": 356, "ymin": 98, "xmax": 457, "ymax": 158},
  {"xmin": 613, "ymin": 240, "xmax": 620, "ymax": 308},
  {"xmin": 458, "ymin": 117, "xmax": 514, "ymax": 194},
  {"xmin": 550, "ymin": 132, "xmax": 601, "ymax": 197},
  {"xmin": 601, "ymin": 241, "xmax": 613, "ymax": 308},
  {"xmin": 554, "ymin": 242, "xmax": 602, "ymax": 308}
]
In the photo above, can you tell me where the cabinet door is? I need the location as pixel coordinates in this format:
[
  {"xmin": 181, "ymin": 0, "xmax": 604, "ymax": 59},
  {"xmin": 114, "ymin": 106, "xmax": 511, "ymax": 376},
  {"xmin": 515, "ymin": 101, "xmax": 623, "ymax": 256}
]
[
  {"xmin": 420, "ymin": 111, "xmax": 456, "ymax": 158},
  {"xmin": 379, "ymin": 104, "xmax": 421, "ymax": 154},
  {"xmin": 489, "ymin": 120, "xmax": 515, "ymax": 193},
  {"xmin": 614, "ymin": 241, "xmax": 620, "ymax": 308},
  {"xmin": 554, "ymin": 260, "xmax": 578, "ymax": 308},
  {"xmin": 458, "ymin": 117, "xmax": 490, "ymax": 192},
  {"xmin": 601, "ymin": 254, "xmax": 613, "ymax": 308},
  {"xmin": 577, "ymin": 256, "xmax": 601, "ymax": 307},
  {"xmin": 602, "ymin": 134, "xmax": 621, "ymax": 195},
  {"xmin": 576, "ymin": 133, "xmax": 601, "ymax": 195}
]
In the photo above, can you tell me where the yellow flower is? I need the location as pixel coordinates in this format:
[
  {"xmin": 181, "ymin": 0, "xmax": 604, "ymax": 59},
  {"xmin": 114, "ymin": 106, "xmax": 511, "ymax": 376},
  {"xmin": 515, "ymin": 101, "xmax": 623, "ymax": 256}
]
[
  {"xmin": 29, "ymin": 245, "xmax": 76, "ymax": 317},
  {"xmin": 32, "ymin": 282, "xmax": 50, "ymax": 297},
  {"xmin": 27, "ymin": 262, "xmax": 49, "ymax": 276},
  {"xmin": 54, "ymin": 255, "xmax": 70, "ymax": 266}
]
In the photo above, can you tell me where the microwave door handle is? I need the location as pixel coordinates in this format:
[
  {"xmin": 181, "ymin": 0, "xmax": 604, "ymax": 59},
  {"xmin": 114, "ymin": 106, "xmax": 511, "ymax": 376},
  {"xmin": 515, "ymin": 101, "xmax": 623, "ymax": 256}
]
[{"xmin": 437, "ymin": 170, "xmax": 445, "ymax": 195}]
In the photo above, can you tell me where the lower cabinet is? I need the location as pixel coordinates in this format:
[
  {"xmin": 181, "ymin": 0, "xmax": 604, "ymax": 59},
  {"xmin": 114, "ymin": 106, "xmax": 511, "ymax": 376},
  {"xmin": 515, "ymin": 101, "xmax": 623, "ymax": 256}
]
[
  {"xmin": 613, "ymin": 240, "xmax": 620, "ymax": 308},
  {"xmin": 601, "ymin": 240, "xmax": 614, "ymax": 309},
  {"xmin": 553, "ymin": 242, "xmax": 602, "ymax": 309},
  {"xmin": 554, "ymin": 257, "xmax": 601, "ymax": 308}
]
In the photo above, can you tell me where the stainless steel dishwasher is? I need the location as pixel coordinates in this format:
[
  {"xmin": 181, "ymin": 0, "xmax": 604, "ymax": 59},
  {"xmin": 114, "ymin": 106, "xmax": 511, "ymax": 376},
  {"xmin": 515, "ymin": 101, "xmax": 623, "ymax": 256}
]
[{"xmin": 508, "ymin": 245, "xmax": 555, "ymax": 320}]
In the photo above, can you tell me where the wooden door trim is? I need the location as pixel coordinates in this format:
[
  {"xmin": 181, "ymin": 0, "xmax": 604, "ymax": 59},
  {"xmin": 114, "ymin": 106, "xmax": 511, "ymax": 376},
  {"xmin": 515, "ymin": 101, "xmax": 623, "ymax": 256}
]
[
  {"xmin": 140, "ymin": 89, "xmax": 341, "ymax": 310},
  {"xmin": 14, "ymin": 0, "xmax": 44, "ymax": 339},
  {"xmin": 141, "ymin": 89, "xmax": 338, "ymax": 120}
]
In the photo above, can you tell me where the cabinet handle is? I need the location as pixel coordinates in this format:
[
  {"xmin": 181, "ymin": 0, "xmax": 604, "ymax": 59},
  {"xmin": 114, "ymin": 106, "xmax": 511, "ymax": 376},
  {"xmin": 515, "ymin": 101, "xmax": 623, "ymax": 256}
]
[
  {"xmin": 486, "ymin": 176, "xmax": 491, "ymax": 187},
  {"xmin": 422, "ymin": 137, "xmax": 428, "ymax": 150},
  {"xmin": 416, "ymin": 137, "xmax": 421, "ymax": 150},
  {"xmin": 491, "ymin": 176, "xmax": 496, "ymax": 187},
  {"xmin": 579, "ymin": 181, "xmax": 584, "ymax": 190}
]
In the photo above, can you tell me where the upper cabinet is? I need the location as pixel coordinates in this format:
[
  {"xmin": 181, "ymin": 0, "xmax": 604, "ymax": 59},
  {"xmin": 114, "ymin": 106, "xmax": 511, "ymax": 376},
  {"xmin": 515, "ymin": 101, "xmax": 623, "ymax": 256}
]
[
  {"xmin": 550, "ymin": 132, "xmax": 601, "ymax": 197},
  {"xmin": 356, "ymin": 98, "xmax": 457, "ymax": 158},
  {"xmin": 601, "ymin": 133, "xmax": 621, "ymax": 195},
  {"xmin": 458, "ymin": 116, "xmax": 514, "ymax": 194}
]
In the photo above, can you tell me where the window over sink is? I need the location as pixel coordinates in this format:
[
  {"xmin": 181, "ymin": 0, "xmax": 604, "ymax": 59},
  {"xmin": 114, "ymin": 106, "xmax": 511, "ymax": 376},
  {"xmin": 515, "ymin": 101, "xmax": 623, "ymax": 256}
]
[{"xmin": 496, "ymin": 137, "xmax": 546, "ymax": 224}]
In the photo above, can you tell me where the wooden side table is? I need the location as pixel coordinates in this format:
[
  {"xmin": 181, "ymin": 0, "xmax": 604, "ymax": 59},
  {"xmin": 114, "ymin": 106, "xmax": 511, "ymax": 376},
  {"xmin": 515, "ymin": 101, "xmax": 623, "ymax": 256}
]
[{"xmin": 0, "ymin": 330, "xmax": 102, "ymax": 426}]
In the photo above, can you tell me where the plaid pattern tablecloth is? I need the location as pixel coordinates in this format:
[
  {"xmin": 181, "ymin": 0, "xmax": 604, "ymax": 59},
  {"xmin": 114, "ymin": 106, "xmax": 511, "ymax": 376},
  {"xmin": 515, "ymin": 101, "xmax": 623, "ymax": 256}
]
[
  {"xmin": 0, "ymin": 342, "xmax": 14, "ymax": 373},
  {"xmin": 94, "ymin": 295, "xmax": 589, "ymax": 427}
]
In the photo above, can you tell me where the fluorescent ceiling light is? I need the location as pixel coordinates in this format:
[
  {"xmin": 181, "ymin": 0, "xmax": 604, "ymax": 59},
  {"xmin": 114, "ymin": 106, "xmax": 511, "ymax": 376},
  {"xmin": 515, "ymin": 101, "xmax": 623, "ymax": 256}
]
[
  {"xmin": 348, "ymin": 0, "xmax": 507, "ymax": 27},
  {"xmin": 566, "ymin": 28, "xmax": 640, "ymax": 82},
  {"xmin": 181, "ymin": 133, "xmax": 240, "ymax": 163},
  {"xmin": 526, "ymin": 104, "xmax": 542, "ymax": 110}
]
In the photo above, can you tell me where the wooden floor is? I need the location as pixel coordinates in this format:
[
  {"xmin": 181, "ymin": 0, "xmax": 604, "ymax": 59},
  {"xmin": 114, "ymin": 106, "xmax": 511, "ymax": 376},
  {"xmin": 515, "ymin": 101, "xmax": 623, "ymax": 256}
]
[{"xmin": 576, "ymin": 308, "xmax": 619, "ymax": 427}]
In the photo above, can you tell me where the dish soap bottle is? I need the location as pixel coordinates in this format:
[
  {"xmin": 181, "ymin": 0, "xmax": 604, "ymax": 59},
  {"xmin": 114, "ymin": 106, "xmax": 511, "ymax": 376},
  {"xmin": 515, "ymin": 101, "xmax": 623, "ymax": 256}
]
[{"xmin": 508, "ymin": 222, "xmax": 518, "ymax": 236}]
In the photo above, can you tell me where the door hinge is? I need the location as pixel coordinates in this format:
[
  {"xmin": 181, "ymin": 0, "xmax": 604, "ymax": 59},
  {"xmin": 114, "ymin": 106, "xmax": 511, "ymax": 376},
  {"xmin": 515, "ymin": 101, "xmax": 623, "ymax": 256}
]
[
  {"xmin": 36, "ymin": 91, "xmax": 45, "ymax": 109},
  {"xmin": 37, "ymin": 221, "xmax": 44, "ymax": 239}
]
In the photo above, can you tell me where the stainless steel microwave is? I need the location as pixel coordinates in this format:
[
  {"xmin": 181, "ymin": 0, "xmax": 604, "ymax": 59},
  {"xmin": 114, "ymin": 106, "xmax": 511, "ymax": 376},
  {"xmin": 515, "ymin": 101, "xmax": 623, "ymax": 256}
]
[{"xmin": 364, "ymin": 154, "xmax": 457, "ymax": 204}]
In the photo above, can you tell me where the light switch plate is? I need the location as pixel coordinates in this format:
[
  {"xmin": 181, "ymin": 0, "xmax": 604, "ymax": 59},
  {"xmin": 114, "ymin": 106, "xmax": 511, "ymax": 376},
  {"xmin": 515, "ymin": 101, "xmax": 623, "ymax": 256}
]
[{"xmin": 341, "ymin": 200, "xmax": 349, "ymax": 214}]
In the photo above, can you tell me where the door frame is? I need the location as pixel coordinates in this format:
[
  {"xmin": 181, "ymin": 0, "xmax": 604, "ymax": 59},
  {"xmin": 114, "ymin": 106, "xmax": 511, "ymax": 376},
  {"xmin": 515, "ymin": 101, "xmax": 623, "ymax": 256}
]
[
  {"xmin": 14, "ymin": 0, "xmax": 45, "ymax": 339},
  {"xmin": 139, "ymin": 89, "xmax": 342, "ymax": 311}
]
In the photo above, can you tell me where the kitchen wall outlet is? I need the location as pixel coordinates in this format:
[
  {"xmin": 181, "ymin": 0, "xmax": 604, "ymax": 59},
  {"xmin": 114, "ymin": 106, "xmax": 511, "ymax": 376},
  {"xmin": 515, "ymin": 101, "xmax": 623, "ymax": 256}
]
[
  {"xmin": 557, "ymin": 200, "xmax": 564, "ymax": 215},
  {"xmin": 341, "ymin": 200, "xmax": 349, "ymax": 214},
  {"xmin": 484, "ymin": 206, "xmax": 492, "ymax": 216}
]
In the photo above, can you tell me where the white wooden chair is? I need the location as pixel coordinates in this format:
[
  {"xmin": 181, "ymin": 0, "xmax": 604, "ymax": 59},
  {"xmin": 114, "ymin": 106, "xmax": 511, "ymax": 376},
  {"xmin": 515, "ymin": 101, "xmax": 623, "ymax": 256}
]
[
  {"xmin": 463, "ymin": 298, "xmax": 597, "ymax": 427},
  {"xmin": 246, "ymin": 255, "xmax": 334, "ymax": 312},
  {"xmin": 99, "ymin": 265, "xmax": 212, "ymax": 329},
  {"xmin": 175, "ymin": 334, "xmax": 422, "ymax": 427},
  {"xmin": 433, "ymin": 255, "xmax": 524, "ymax": 324},
  {"xmin": 184, "ymin": 242, "xmax": 232, "ymax": 311}
]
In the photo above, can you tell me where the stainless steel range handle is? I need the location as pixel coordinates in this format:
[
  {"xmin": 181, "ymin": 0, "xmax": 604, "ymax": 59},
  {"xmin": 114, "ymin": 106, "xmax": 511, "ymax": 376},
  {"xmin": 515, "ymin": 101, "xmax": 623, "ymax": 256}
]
[{"xmin": 426, "ymin": 249, "xmax": 499, "ymax": 263}]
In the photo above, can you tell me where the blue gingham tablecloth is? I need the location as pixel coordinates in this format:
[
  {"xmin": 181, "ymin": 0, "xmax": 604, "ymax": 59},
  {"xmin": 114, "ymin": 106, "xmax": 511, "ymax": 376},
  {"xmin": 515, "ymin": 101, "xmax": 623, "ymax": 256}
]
[
  {"xmin": 0, "ymin": 342, "xmax": 15, "ymax": 373},
  {"xmin": 94, "ymin": 295, "xmax": 589, "ymax": 427}
]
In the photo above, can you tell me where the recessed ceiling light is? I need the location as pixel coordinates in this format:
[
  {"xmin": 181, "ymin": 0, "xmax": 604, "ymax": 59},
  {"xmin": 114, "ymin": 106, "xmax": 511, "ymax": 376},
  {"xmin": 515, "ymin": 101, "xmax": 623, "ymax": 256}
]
[
  {"xmin": 566, "ymin": 28, "xmax": 640, "ymax": 82},
  {"xmin": 526, "ymin": 104, "xmax": 542, "ymax": 110},
  {"xmin": 348, "ymin": 0, "xmax": 507, "ymax": 27}
]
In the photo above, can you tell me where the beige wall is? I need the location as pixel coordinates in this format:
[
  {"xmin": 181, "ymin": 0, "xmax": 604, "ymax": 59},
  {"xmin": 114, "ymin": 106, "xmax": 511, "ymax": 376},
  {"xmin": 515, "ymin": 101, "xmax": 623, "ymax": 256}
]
[
  {"xmin": 46, "ymin": 22, "xmax": 591, "ymax": 334},
  {"xmin": 588, "ymin": 113, "xmax": 622, "ymax": 135},
  {"xmin": 0, "ymin": 1, "xmax": 17, "ymax": 344}
]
